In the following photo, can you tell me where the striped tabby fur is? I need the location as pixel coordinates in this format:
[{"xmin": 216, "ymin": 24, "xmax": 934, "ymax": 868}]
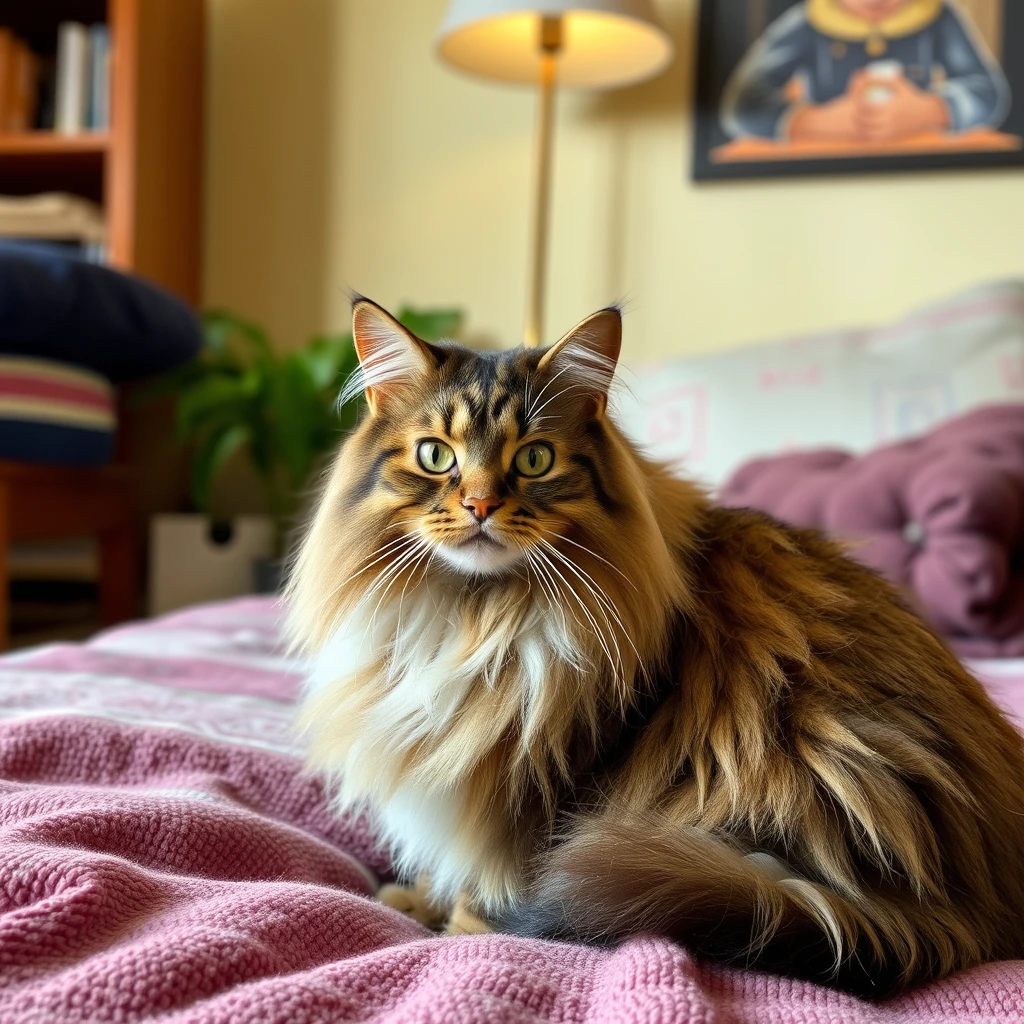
[{"xmin": 288, "ymin": 298, "xmax": 1024, "ymax": 998}]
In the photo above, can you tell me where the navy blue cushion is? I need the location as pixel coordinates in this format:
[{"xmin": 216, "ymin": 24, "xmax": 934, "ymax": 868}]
[
  {"xmin": 0, "ymin": 419, "xmax": 113, "ymax": 465},
  {"xmin": 0, "ymin": 241, "xmax": 203, "ymax": 382}
]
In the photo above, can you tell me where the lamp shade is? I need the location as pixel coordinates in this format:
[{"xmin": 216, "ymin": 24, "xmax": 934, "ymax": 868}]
[{"xmin": 437, "ymin": 0, "xmax": 673, "ymax": 89}]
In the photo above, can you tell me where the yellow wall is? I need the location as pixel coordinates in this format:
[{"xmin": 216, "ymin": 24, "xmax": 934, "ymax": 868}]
[
  {"xmin": 204, "ymin": 0, "xmax": 336, "ymax": 348},
  {"xmin": 204, "ymin": 0, "xmax": 1024, "ymax": 364}
]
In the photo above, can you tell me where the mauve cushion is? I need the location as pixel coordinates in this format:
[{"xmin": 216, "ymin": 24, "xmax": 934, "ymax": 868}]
[
  {"xmin": 0, "ymin": 241, "xmax": 202, "ymax": 381},
  {"xmin": 720, "ymin": 405, "xmax": 1024, "ymax": 656}
]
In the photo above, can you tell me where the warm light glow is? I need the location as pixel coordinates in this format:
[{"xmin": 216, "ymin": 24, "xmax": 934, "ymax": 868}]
[{"xmin": 437, "ymin": 9, "xmax": 673, "ymax": 89}]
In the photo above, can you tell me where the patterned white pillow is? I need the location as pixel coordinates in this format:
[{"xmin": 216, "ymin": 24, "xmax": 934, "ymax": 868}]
[{"xmin": 616, "ymin": 280, "xmax": 1024, "ymax": 487}]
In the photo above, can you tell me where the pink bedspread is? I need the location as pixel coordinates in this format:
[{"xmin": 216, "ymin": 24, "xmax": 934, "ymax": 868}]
[{"xmin": 2, "ymin": 598, "xmax": 1023, "ymax": 1022}]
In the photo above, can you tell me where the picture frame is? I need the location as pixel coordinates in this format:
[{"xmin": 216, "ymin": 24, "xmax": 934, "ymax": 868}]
[{"xmin": 692, "ymin": 0, "xmax": 1024, "ymax": 180}]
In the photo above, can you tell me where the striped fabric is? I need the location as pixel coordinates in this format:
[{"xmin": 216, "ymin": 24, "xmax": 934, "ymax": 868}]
[{"xmin": 0, "ymin": 356, "xmax": 115, "ymax": 465}]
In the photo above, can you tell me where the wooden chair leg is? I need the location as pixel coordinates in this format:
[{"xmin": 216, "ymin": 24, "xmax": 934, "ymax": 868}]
[{"xmin": 99, "ymin": 525, "xmax": 137, "ymax": 626}]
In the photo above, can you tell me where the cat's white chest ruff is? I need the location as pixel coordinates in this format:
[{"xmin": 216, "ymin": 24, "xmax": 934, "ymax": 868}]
[
  {"xmin": 376, "ymin": 785, "xmax": 474, "ymax": 898},
  {"xmin": 301, "ymin": 579, "xmax": 579, "ymax": 903}
]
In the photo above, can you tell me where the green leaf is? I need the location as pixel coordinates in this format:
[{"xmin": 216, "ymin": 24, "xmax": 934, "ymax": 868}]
[
  {"xmin": 203, "ymin": 309, "xmax": 274, "ymax": 360},
  {"xmin": 297, "ymin": 333, "xmax": 356, "ymax": 391},
  {"xmin": 397, "ymin": 307, "xmax": 463, "ymax": 342},
  {"xmin": 202, "ymin": 314, "xmax": 231, "ymax": 358},
  {"xmin": 248, "ymin": 424, "xmax": 272, "ymax": 478},
  {"xmin": 190, "ymin": 423, "xmax": 251, "ymax": 513},
  {"xmin": 268, "ymin": 355, "xmax": 322, "ymax": 489},
  {"xmin": 174, "ymin": 373, "xmax": 256, "ymax": 441}
]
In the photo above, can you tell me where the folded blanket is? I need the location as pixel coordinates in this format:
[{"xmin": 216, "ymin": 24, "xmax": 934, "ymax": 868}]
[
  {"xmin": 720, "ymin": 405, "xmax": 1024, "ymax": 657},
  {"xmin": 2, "ymin": 598, "xmax": 1023, "ymax": 1021}
]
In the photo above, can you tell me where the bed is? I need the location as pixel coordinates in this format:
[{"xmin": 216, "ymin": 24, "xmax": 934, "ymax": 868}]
[
  {"xmin": 0, "ymin": 597, "xmax": 1022, "ymax": 1022},
  {"xmin": 5, "ymin": 278, "xmax": 1024, "ymax": 1020}
]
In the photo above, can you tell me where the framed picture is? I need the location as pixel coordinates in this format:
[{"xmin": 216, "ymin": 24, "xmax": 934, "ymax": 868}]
[{"xmin": 692, "ymin": 0, "xmax": 1024, "ymax": 180}]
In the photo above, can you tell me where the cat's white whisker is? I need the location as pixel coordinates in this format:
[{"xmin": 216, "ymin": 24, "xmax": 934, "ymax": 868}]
[
  {"xmin": 363, "ymin": 538, "xmax": 430, "ymax": 606},
  {"xmin": 524, "ymin": 550, "xmax": 571, "ymax": 646},
  {"xmin": 395, "ymin": 544, "xmax": 435, "ymax": 640},
  {"xmin": 539, "ymin": 539, "xmax": 640, "ymax": 687},
  {"xmin": 303, "ymin": 532, "xmax": 420, "ymax": 623},
  {"xmin": 538, "ymin": 538, "xmax": 629, "ymax": 624},
  {"xmin": 544, "ymin": 544, "xmax": 643, "ymax": 677},
  {"xmin": 520, "ymin": 549, "xmax": 590, "ymax": 684},
  {"xmin": 536, "ymin": 547, "xmax": 622, "ymax": 689},
  {"xmin": 544, "ymin": 531, "xmax": 638, "ymax": 591},
  {"xmin": 359, "ymin": 538, "xmax": 430, "ymax": 615},
  {"xmin": 337, "ymin": 532, "xmax": 421, "ymax": 588},
  {"xmin": 361, "ymin": 539, "xmax": 433, "ymax": 653}
]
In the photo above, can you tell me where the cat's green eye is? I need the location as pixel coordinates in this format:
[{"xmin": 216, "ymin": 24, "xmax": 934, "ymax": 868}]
[
  {"xmin": 514, "ymin": 443, "xmax": 554, "ymax": 478},
  {"xmin": 416, "ymin": 440, "xmax": 457, "ymax": 474}
]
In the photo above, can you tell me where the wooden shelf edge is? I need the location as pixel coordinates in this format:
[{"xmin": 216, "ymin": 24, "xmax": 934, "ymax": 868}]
[{"xmin": 0, "ymin": 132, "xmax": 110, "ymax": 156}]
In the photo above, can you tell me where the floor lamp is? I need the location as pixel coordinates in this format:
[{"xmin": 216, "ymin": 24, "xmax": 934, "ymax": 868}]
[{"xmin": 436, "ymin": 1, "xmax": 673, "ymax": 347}]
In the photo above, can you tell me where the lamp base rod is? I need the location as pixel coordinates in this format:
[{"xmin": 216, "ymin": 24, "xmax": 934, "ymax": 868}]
[{"xmin": 524, "ymin": 17, "xmax": 561, "ymax": 348}]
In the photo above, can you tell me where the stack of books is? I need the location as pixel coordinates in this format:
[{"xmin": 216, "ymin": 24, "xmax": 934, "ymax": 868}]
[
  {"xmin": 0, "ymin": 192, "xmax": 107, "ymax": 263},
  {"xmin": 0, "ymin": 21, "xmax": 110, "ymax": 135}
]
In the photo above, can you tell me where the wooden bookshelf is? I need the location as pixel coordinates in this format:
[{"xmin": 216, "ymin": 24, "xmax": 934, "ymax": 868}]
[
  {"xmin": 0, "ymin": 0, "xmax": 204, "ymax": 303},
  {"xmin": 0, "ymin": 131, "xmax": 110, "ymax": 155},
  {"xmin": 0, "ymin": 0, "xmax": 205, "ymax": 630}
]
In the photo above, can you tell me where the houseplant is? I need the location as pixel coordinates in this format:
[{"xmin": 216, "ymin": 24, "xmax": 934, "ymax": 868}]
[{"xmin": 146, "ymin": 305, "xmax": 463, "ymax": 595}]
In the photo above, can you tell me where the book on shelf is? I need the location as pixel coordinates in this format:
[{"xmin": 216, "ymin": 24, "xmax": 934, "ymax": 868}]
[
  {"xmin": 0, "ymin": 29, "xmax": 15, "ymax": 131},
  {"xmin": 10, "ymin": 39, "xmax": 40, "ymax": 132},
  {"xmin": 54, "ymin": 22, "xmax": 90, "ymax": 134},
  {"xmin": 0, "ymin": 28, "xmax": 41, "ymax": 133},
  {"xmin": 88, "ymin": 25, "xmax": 109, "ymax": 131}
]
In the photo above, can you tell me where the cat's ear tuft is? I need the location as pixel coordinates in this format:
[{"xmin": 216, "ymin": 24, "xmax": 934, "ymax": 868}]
[
  {"xmin": 341, "ymin": 299, "xmax": 436, "ymax": 414},
  {"xmin": 538, "ymin": 307, "xmax": 622, "ymax": 419}
]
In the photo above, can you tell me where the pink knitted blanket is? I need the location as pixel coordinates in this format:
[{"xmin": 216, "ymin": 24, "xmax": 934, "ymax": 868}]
[{"xmin": 1, "ymin": 597, "xmax": 1022, "ymax": 1022}]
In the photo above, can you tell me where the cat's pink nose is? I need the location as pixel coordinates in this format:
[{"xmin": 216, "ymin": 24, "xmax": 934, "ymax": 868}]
[{"xmin": 462, "ymin": 495, "xmax": 503, "ymax": 521}]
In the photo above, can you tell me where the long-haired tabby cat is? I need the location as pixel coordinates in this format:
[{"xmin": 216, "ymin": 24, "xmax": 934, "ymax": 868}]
[{"xmin": 288, "ymin": 298, "xmax": 1024, "ymax": 998}]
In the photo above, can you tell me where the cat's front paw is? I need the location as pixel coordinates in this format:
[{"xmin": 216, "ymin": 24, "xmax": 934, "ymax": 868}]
[
  {"xmin": 445, "ymin": 897, "xmax": 493, "ymax": 936},
  {"xmin": 377, "ymin": 883, "xmax": 448, "ymax": 929}
]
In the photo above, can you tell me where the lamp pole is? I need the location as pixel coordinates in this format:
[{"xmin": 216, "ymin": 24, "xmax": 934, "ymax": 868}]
[{"xmin": 524, "ymin": 16, "xmax": 562, "ymax": 349}]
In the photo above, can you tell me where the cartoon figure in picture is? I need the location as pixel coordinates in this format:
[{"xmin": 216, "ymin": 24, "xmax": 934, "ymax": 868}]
[{"xmin": 721, "ymin": 0, "xmax": 1011, "ymax": 146}]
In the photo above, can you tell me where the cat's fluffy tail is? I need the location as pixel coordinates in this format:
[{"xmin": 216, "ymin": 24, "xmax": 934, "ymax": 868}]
[{"xmin": 503, "ymin": 812, "xmax": 916, "ymax": 999}]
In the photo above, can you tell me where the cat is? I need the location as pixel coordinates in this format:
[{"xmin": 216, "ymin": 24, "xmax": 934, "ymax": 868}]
[{"xmin": 288, "ymin": 297, "xmax": 1024, "ymax": 999}]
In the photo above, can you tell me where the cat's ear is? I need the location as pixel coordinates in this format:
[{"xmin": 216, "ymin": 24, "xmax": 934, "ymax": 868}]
[
  {"xmin": 342, "ymin": 298, "xmax": 437, "ymax": 415},
  {"xmin": 538, "ymin": 307, "xmax": 621, "ymax": 419}
]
